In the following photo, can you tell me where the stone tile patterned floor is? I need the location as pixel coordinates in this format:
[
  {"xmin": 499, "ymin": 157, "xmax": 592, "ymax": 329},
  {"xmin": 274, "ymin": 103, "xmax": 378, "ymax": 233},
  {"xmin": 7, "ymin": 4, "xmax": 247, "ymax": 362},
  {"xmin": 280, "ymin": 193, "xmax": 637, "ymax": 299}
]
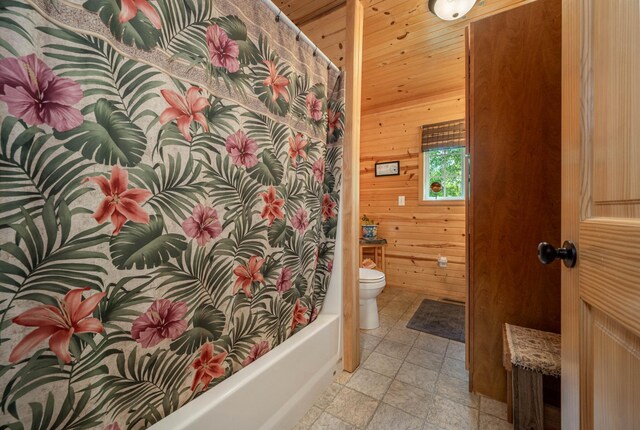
[{"xmin": 294, "ymin": 288, "xmax": 513, "ymax": 430}]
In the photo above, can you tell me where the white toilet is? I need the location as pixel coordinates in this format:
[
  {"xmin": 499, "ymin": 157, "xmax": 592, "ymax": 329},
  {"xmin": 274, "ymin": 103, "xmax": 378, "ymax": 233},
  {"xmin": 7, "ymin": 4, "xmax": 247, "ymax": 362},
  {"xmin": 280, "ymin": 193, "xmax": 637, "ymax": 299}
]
[{"xmin": 359, "ymin": 268, "xmax": 386, "ymax": 329}]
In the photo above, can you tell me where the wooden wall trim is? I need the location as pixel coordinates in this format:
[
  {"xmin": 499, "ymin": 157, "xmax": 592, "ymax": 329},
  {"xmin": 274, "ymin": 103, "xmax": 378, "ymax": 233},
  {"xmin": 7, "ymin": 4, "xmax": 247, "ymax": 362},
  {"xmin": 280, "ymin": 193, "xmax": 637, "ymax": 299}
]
[{"xmin": 342, "ymin": 0, "xmax": 363, "ymax": 373}]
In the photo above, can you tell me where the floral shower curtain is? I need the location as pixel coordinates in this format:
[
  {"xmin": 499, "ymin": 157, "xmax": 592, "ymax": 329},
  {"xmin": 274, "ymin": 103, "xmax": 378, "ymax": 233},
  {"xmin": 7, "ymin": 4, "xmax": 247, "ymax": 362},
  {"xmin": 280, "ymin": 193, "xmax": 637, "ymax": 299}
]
[{"xmin": 0, "ymin": 0, "xmax": 344, "ymax": 428}]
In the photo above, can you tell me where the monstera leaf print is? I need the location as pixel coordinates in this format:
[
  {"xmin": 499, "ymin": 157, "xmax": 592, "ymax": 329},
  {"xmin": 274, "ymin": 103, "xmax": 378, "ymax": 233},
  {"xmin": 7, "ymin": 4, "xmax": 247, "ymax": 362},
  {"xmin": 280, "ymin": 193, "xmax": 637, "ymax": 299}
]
[
  {"xmin": 247, "ymin": 149, "xmax": 284, "ymax": 186},
  {"xmin": 83, "ymin": 0, "xmax": 161, "ymax": 50},
  {"xmin": 170, "ymin": 304, "xmax": 226, "ymax": 355},
  {"xmin": 56, "ymin": 99, "xmax": 147, "ymax": 167},
  {"xmin": 110, "ymin": 215, "xmax": 187, "ymax": 270},
  {"xmin": 268, "ymin": 219, "xmax": 293, "ymax": 248}
]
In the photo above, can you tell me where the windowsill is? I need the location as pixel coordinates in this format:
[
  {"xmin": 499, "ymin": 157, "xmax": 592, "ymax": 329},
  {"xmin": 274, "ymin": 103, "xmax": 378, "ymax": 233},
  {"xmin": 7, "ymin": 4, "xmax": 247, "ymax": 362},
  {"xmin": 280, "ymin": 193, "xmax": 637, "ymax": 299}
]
[{"xmin": 417, "ymin": 199, "xmax": 465, "ymax": 206}]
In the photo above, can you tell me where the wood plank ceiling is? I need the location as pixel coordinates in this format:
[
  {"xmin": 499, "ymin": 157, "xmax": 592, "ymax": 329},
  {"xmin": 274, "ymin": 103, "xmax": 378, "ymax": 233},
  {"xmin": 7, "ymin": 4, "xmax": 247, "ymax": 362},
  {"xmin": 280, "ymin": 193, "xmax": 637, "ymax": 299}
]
[{"xmin": 279, "ymin": 0, "xmax": 530, "ymax": 112}]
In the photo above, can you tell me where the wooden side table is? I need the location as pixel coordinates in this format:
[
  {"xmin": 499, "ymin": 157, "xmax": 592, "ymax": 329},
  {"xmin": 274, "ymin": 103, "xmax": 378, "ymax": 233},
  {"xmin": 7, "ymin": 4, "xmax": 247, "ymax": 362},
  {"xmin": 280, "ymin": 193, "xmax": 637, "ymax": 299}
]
[
  {"xmin": 359, "ymin": 238, "xmax": 387, "ymax": 272},
  {"xmin": 503, "ymin": 323, "xmax": 561, "ymax": 430}
]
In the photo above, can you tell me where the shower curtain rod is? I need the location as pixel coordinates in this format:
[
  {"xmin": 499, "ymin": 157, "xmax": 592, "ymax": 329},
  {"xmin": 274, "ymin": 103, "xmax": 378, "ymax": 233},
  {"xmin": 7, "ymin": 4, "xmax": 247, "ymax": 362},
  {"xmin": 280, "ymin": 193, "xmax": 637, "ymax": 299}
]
[{"xmin": 260, "ymin": 0, "xmax": 341, "ymax": 73}]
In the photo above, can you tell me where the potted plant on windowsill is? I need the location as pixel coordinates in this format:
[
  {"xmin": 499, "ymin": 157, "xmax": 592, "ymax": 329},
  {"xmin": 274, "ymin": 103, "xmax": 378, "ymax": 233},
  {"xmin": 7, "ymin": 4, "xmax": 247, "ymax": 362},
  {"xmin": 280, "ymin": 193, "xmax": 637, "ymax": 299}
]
[{"xmin": 361, "ymin": 215, "xmax": 379, "ymax": 240}]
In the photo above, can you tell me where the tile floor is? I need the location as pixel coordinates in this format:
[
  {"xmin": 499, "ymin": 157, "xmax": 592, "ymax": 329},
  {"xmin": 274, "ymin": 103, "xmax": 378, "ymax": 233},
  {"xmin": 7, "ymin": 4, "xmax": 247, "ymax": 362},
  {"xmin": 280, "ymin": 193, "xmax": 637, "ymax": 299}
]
[{"xmin": 294, "ymin": 288, "xmax": 513, "ymax": 430}]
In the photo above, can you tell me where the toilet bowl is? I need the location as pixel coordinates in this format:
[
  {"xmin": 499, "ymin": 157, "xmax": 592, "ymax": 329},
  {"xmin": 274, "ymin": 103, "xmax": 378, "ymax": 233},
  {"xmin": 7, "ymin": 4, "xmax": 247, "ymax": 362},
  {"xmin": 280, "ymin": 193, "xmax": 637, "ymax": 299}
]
[{"xmin": 359, "ymin": 268, "xmax": 386, "ymax": 329}]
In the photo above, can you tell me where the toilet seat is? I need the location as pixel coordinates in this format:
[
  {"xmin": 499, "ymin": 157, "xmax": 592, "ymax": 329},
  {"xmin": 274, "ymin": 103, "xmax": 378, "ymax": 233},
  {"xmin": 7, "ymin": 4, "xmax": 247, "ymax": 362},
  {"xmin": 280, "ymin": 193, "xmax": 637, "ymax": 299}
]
[
  {"xmin": 359, "ymin": 268, "xmax": 385, "ymax": 282},
  {"xmin": 359, "ymin": 268, "xmax": 385, "ymax": 290}
]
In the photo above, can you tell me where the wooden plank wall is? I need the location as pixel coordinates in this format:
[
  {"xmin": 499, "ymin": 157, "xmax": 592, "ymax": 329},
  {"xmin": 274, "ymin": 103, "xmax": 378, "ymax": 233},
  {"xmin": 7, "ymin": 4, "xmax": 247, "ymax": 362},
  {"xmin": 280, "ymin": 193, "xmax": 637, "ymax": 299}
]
[{"xmin": 360, "ymin": 94, "xmax": 467, "ymax": 301}]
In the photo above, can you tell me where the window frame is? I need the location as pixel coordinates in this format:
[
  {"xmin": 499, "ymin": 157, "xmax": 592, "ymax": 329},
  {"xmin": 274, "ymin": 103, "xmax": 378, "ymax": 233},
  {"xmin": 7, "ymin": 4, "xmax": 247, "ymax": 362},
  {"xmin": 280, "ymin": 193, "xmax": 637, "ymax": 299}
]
[{"xmin": 418, "ymin": 145, "xmax": 466, "ymax": 205}]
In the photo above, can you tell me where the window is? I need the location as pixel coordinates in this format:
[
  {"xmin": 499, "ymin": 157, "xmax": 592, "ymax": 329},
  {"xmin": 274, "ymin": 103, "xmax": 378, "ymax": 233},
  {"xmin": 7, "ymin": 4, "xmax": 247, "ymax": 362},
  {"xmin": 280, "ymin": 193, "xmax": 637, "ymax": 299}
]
[
  {"xmin": 422, "ymin": 146, "xmax": 466, "ymax": 201},
  {"xmin": 420, "ymin": 119, "xmax": 466, "ymax": 202}
]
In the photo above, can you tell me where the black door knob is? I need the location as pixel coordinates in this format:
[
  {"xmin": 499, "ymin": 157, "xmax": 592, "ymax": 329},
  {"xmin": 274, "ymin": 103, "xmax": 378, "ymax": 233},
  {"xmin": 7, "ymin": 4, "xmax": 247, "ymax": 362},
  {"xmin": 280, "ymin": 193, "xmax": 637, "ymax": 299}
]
[{"xmin": 537, "ymin": 241, "xmax": 577, "ymax": 268}]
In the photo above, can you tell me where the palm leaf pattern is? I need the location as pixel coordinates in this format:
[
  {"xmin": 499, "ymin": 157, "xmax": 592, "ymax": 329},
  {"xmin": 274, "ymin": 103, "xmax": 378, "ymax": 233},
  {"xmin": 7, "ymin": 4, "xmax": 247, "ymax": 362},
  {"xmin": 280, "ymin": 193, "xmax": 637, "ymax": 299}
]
[{"xmin": 0, "ymin": 1, "xmax": 343, "ymax": 428}]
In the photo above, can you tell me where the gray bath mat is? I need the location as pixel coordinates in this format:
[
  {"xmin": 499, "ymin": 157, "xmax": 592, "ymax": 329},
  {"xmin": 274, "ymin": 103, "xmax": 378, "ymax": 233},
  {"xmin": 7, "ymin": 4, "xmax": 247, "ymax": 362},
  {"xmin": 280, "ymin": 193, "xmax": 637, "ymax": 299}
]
[{"xmin": 406, "ymin": 299, "xmax": 465, "ymax": 342}]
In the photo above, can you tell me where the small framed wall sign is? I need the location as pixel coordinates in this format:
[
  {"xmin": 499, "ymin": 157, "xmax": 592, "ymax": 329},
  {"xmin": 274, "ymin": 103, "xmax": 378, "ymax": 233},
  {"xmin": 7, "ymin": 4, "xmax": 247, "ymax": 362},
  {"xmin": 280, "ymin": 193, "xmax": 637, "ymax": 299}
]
[{"xmin": 375, "ymin": 161, "xmax": 400, "ymax": 177}]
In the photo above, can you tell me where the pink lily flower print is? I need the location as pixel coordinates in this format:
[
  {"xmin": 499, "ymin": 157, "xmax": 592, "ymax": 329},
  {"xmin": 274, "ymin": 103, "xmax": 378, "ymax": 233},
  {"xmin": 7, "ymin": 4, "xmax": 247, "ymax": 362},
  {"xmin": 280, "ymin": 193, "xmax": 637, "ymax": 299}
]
[
  {"xmin": 260, "ymin": 186, "xmax": 285, "ymax": 226},
  {"xmin": 131, "ymin": 299, "xmax": 188, "ymax": 348},
  {"xmin": 233, "ymin": 256, "xmax": 265, "ymax": 298},
  {"xmin": 327, "ymin": 107, "xmax": 342, "ymax": 136},
  {"xmin": 288, "ymin": 133, "xmax": 308, "ymax": 167},
  {"xmin": 83, "ymin": 165, "xmax": 152, "ymax": 235},
  {"xmin": 9, "ymin": 288, "xmax": 106, "ymax": 364},
  {"xmin": 263, "ymin": 60, "xmax": 290, "ymax": 102},
  {"xmin": 182, "ymin": 204, "xmax": 222, "ymax": 246},
  {"xmin": 226, "ymin": 130, "xmax": 259, "ymax": 168},
  {"xmin": 159, "ymin": 87, "xmax": 210, "ymax": 142},
  {"xmin": 276, "ymin": 267, "xmax": 293, "ymax": 293},
  {"xmin": 291, "ymin": 207, "xmax": 309, "ymax": 233},
  {"xmin": 241, "ymin": 340, "xmax": 270, "ymax": 366},
  {"xmin": 206, "ymin": 24, "xmax": 240, "ymax": 73},
  {"xmin": 190, "ymin": 343, "xmax": 227, "ymax": 391},
  {"xmin": 312, "ymin": 158, "xmax": 325, "ymax": 183},
  {"xmin": 306, "ymin": 92, "xmax": 323, "ymax": 121},
  {"xmin": 119, "ymin": 0, "xmax": 162, "ymax": 29},
  {"xmin": 290, "ymin": 299, "xmax": 309, "ymax": 332},
  {"xmin": 322, "ymin": 194, "xmax": 337, "ymax": 221},
  {"xmin": 0, "ymin": 54, "xmax": 83, "ymax": 132}
]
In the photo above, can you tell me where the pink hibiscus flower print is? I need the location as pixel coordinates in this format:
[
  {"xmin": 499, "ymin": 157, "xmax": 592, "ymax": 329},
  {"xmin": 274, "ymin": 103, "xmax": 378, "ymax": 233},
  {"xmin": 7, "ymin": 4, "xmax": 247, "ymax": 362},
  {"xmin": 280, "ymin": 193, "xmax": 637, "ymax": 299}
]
[
  {"xmin": 327, "ymin": 107, "xmax": 342, "ymax": 136},
  {"xmin": 131, "ymin": 299, "xmax": 188, "ymax": 348},
  {"xmin": 306, "ymin": 92, "xmax": 323, "ymax": 121},
  {"xmin": 322, "ymin": 194, "xmax": 337, "ymax": 221},
  {"xmin": 159, "ymin": 87, "xmax": 210, "ymax": 142},
  {"xmin": 190, "ymin": 343, "xmax": 227, "ymax": 391},
  {"xmin": 226, "ymin": 130, "xmax": 259, "ymax": 168},
  {"xmin": 288, "ymin": 133, "xmax": 308, "ymax": 168},
  {"xmin": 105, "ymin": 424, "xmax": 121, "ymax": 430},
  {"xmin": 263, "ymin": 60, "xmax": 289, "ymax": 102},
  {"xmin": 119, "ymin": 0, "xmax": 161, "ymax": 29},
  {"xmin": 312, "ymin": 158, "xmax": 325, "ymax": 183},
  {"xmin": 291, "ymin": 207, "xmax": 309, "ymax": 233},
  {"xmin": 233, "ymin": 256, "xmax": 265, "ymax": 298},
  {"xmin": 0, "ymin": 54, "xmax": 83, "ymax": 132},
  {"xmin": 241, "ymin": 340, "xmax": 270, "ymax": 366},
  {"xmin": 276, "ymin": 267, "xmax": 293, "ymax": 293},
  {"xmin": 328, "ymin": 260, "xmax": 334, "ymax": 272},
  {"xmin": 260, "ymin": 186, "xmax": 285, "ymax": 226},
  {"xmin": 83, "ymin": 165, "xmax": 152, "ymax": 235},
  {"xmin": 9, "ymin": 288, "xmax": 106, "ymax": 364},
  {"xmin": 182, "ymin": 204, "xmax": 222, "ymax": 246},
  {"xmin": 291, "ymin": 299, "xmax": 308, "ymax": 332},
  {"xmin": 206, "ymin": 24, "xmax": 240, "ymax": 73}
]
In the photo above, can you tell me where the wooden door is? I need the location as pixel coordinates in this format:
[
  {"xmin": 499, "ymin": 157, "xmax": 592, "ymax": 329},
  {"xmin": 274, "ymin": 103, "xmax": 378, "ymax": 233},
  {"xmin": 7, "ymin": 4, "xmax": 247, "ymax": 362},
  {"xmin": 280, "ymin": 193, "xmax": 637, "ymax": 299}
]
[
  {"xmin": 468, "ymin": 0, "xmax": 562, "ymax": 401},
  {"xmin": 563, "ymin": 0, "xmax": 640, "ymax": 428}
]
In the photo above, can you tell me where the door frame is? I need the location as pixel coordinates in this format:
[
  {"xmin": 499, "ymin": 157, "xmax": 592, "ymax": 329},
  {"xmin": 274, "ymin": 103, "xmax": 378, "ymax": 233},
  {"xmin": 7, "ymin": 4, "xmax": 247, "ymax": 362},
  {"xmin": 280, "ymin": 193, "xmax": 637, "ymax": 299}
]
[
  {"xmin": 342, "ymin": 0, "xmax": 364, "ymax": 372},
  {"xmin": 561, "ymin": 0, "xmax": 583, "ymax": 428}
]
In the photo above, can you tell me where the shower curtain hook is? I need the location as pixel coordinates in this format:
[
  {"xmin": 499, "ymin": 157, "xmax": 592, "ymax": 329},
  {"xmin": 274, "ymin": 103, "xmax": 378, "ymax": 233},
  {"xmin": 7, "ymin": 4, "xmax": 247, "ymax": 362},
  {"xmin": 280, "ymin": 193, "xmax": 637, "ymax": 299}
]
[
  {"xmin": 275, "ymin": 11, "xmax": 281, "ymax": 22},
  {"xmin": 296, "ymin": 30, "xmax": 301, "ymax": 41},
  {"xmin": 313, "ymin": 48, "xmax": 318, "ymax": 57}
]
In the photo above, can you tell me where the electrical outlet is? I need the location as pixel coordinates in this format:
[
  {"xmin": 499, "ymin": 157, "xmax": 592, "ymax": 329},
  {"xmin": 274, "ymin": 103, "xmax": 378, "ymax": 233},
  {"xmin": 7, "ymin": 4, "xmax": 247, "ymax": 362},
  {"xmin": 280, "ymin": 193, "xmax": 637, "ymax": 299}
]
[{"xmin": 398, "ymin": 196, "xmax": 405, "ymax": 206}]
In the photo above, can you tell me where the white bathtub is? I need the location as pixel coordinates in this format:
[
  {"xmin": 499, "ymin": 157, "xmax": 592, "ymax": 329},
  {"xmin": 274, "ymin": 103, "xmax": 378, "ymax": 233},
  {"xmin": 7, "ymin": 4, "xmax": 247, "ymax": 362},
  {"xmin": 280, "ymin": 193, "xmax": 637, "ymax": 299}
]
[{"xmin": 150, "ymin": 313, "xmax": 341, "ymax": 430}]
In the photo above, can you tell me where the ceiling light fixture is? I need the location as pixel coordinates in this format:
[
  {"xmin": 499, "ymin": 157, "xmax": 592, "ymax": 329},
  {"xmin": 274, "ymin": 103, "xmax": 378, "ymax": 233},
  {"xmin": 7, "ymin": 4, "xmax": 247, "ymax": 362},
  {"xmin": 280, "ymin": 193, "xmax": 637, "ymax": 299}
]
[{"xmin": 428, "ymin": 0, "xmax": 477, "ymax": 21}]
